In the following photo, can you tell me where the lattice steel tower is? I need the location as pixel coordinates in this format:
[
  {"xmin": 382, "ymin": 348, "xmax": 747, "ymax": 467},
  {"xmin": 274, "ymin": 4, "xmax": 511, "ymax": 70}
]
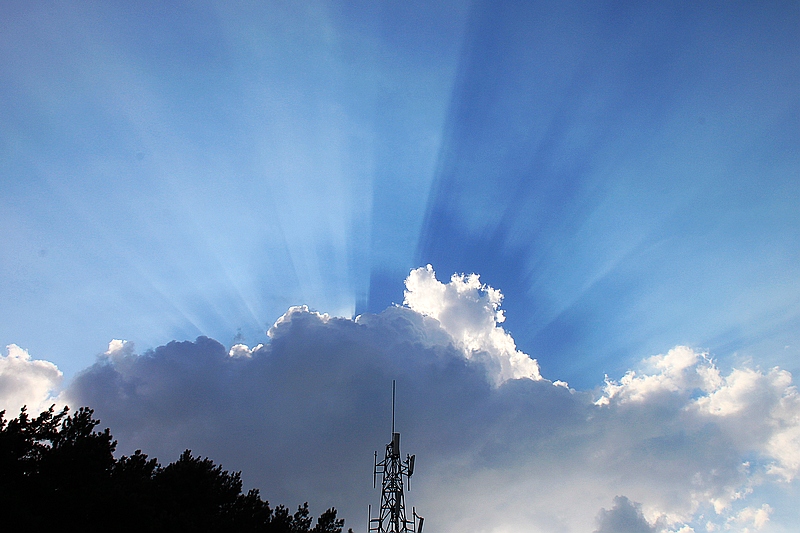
[{"xmin": 368, "ymin": 381, "xmax": 424, "ymax": 533}]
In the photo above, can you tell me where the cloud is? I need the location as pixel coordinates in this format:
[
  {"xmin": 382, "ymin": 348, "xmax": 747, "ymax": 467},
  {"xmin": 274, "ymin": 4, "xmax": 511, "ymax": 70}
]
[
  {"xmin": 101, "ymin": 339, "xmax": 136, "ymax": 363},
  {"xmin": 0, "ymin": 344, "xmax": 63, "ymax": 414},
  {"xmin": 228, "ymin": 343, "xmax": 263, "ymax": 359},
  {"xmin": 598, "ymin": 346, "xmax": 800, "ymax": 487},
  {"xmin": 594, "ymin": 496, "xmax": 658, "ymax": 533},
  {"xmin": 8, "ymin": 266, "xmax": 794, "ymax": 532},
  {"xmin": 403, "ymin": 265, "xmax": 541, "ymax": 383},
  {"xmin": 727, "ymin": 504, "xmax": 772, "ymax": 532},
  {"xmin": 596, "ymin": 346, "xmax": 717, "ymax": 405}
]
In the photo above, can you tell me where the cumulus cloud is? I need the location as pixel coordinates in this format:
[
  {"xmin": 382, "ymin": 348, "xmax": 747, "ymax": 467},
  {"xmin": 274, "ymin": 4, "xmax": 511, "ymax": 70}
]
[
  {"xmin": 598, "ymin": 346, "xmax": 800, "ymax": 486},
  {"xmin": 0, "ymin": 344, "xmax": 63, "ymax": 414},
  {"xmin": 596, "ymin": 346, "xmax": 717, "ymax": 405},
  {"xmin": 15, "ymin": 266, "xmax": 796, "ymax": 533},
  {"xmin": 403, "ymin": 265, "xmax": 541, "ymax": 383}
]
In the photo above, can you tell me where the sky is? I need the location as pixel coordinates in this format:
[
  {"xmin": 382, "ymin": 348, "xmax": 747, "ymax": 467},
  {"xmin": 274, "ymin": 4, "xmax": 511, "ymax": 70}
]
[{"xmin": 1, "ymin": 1, "xmax": 799, "ymax": 532}]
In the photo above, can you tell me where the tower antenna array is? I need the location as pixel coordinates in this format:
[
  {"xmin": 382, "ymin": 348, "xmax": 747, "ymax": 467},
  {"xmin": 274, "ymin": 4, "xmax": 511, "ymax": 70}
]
[{"xmin": 368, "ymin": 380, "xmax": 424, "ymax": 533}]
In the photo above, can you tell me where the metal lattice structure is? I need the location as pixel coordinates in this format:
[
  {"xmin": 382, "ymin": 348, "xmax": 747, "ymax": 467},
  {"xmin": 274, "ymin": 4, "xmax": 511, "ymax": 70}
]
[{"xmin": 368, "ymin": 381, "xmax": 424, "ymax": 533}]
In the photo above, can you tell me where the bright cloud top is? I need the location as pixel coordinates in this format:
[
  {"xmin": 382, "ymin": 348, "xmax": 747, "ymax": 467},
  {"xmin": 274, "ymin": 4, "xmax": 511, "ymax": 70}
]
[
  {"xmin": 2, "ymin": 268, "xmax": 798, "ymax": 532},
  {"xmin": 0, "ymin": 344, "xmax": 62, "ymax": 414},
  {"xmin": 403, "ymin": 264, "xmax": 541, "ymax": 383}
]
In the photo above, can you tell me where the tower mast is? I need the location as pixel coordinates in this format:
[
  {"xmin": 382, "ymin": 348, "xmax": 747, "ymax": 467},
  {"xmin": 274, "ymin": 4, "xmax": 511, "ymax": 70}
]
[{"xmin": 369, "ymin": 381, "xmax": 424, "ymax": 533}]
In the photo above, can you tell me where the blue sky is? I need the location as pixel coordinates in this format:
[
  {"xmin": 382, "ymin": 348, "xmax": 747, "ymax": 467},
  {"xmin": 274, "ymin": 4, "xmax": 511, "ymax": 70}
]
[
  {"xmin": 3, "ymin": 1, "xmax": 796, "ymax": 389},
  {"xmin": 2, "ymin": 2, "xmax": 799, "ymax": 531},
  {"xmin": 3, "ymin": 2, "xmax": 798, "ymax": 385},
  {"xmin": 416, "ymin": 1, "xmax": 800, "ymax": 385},
  {"xmin": 1, "ymin": 1, "xmax": 467, "ymax": 378}
]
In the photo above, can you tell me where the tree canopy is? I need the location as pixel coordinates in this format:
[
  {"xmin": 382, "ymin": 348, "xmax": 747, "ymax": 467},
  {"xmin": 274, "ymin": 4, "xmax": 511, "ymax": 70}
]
[{"xmin": 0, "ymin": 405, "xmax": 350, "ymax": 533}]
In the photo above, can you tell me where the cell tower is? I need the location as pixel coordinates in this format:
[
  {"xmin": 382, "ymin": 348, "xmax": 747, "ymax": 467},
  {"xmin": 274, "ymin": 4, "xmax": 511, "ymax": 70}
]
[{"xmin": 368, "ymin": 381, "xmax": 424, "ymax": 533}]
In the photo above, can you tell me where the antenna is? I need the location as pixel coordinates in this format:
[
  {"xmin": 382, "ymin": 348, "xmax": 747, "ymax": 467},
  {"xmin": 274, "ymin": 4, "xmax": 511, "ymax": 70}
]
[
  {"xmin": 391, "ymin": 379, "xmax": 396, "ymax": 434},
  {"xmin": 368, "ymin": 381, "xmax": 424, "ymax": 533}
]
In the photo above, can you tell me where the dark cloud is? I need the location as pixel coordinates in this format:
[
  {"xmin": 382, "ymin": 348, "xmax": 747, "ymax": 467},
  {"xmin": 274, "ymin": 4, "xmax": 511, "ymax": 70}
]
[
  {"xmin": 66, "ymin": 306, "xmax": 496, "ymax": 527},
  {"xmin": 61, "ymin": 313, "xmax": 793, "ymax": 531},
  {"xmin": 594, "ymin": 496, "xmax": 657, "ymax": 533}
]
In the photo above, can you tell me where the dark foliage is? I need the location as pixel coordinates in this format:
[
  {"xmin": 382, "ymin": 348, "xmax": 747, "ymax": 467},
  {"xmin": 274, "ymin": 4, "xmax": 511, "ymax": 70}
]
[{"xmin": 0, "ymin": 405, "xmax": 351, "ymax": 533}]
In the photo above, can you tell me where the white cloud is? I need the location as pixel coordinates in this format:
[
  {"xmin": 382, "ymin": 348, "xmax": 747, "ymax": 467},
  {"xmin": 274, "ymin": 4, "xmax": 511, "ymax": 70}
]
[
  {"xmin": 694, "ymin": 367, "xmax": 800, "ymax": 483},
  {"xmin": 19, "ymin": 267, "xmax": 794, "ymax": 532},
  {"xmin": 229, "ymin": 343, "xmax": 263, "ymax": 358},
  {"xmin": 0, "ymin": 344, "xmax": 63, "ymax": 414},
  {"xmin": 727, "ymin": 504, "xmax": 772, "ymax": 532},
  {"xmin": 268, "ymin": 305, "xmax": 333, "ymax": 339},
  {"xmin": 597, "ymin": 345, "xmax": 800, "ymax": 486},
  {"xmin": 596, "ymin": 346, "xmax": 715, "ymax": 405},
  {"xmin": 101, "ymin": 339, "xmax": 135, "ymax": 362},
  {"xmin": 403, "ymin": 264, "xmax": 541, "ymax": 384}
]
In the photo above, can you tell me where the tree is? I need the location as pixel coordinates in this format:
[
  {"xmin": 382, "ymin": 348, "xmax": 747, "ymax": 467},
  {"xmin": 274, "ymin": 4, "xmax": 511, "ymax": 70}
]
[
  {"xmin": 312, "ymin": 508, "xmax": 348, "ymax": 533},
  {"xmin": 0, "ymin": 405, "xmax": 349, "ymax": 533}
]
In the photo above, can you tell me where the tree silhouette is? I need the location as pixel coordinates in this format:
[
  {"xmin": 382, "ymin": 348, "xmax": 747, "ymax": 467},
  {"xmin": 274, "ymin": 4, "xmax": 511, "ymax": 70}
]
[
  {"xmin": 0, "ymin": 405, "xmax": 351, "ymax": 533},
  {"xmin": 312, "ymin": 507, "xmax": 347, "ymax": 533}
]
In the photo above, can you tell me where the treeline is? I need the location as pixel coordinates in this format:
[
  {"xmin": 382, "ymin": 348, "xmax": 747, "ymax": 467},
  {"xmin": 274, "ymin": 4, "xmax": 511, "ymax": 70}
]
[{"xmin": 0, "ymin": 405, "xmax": 352, "ymax": 533}]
